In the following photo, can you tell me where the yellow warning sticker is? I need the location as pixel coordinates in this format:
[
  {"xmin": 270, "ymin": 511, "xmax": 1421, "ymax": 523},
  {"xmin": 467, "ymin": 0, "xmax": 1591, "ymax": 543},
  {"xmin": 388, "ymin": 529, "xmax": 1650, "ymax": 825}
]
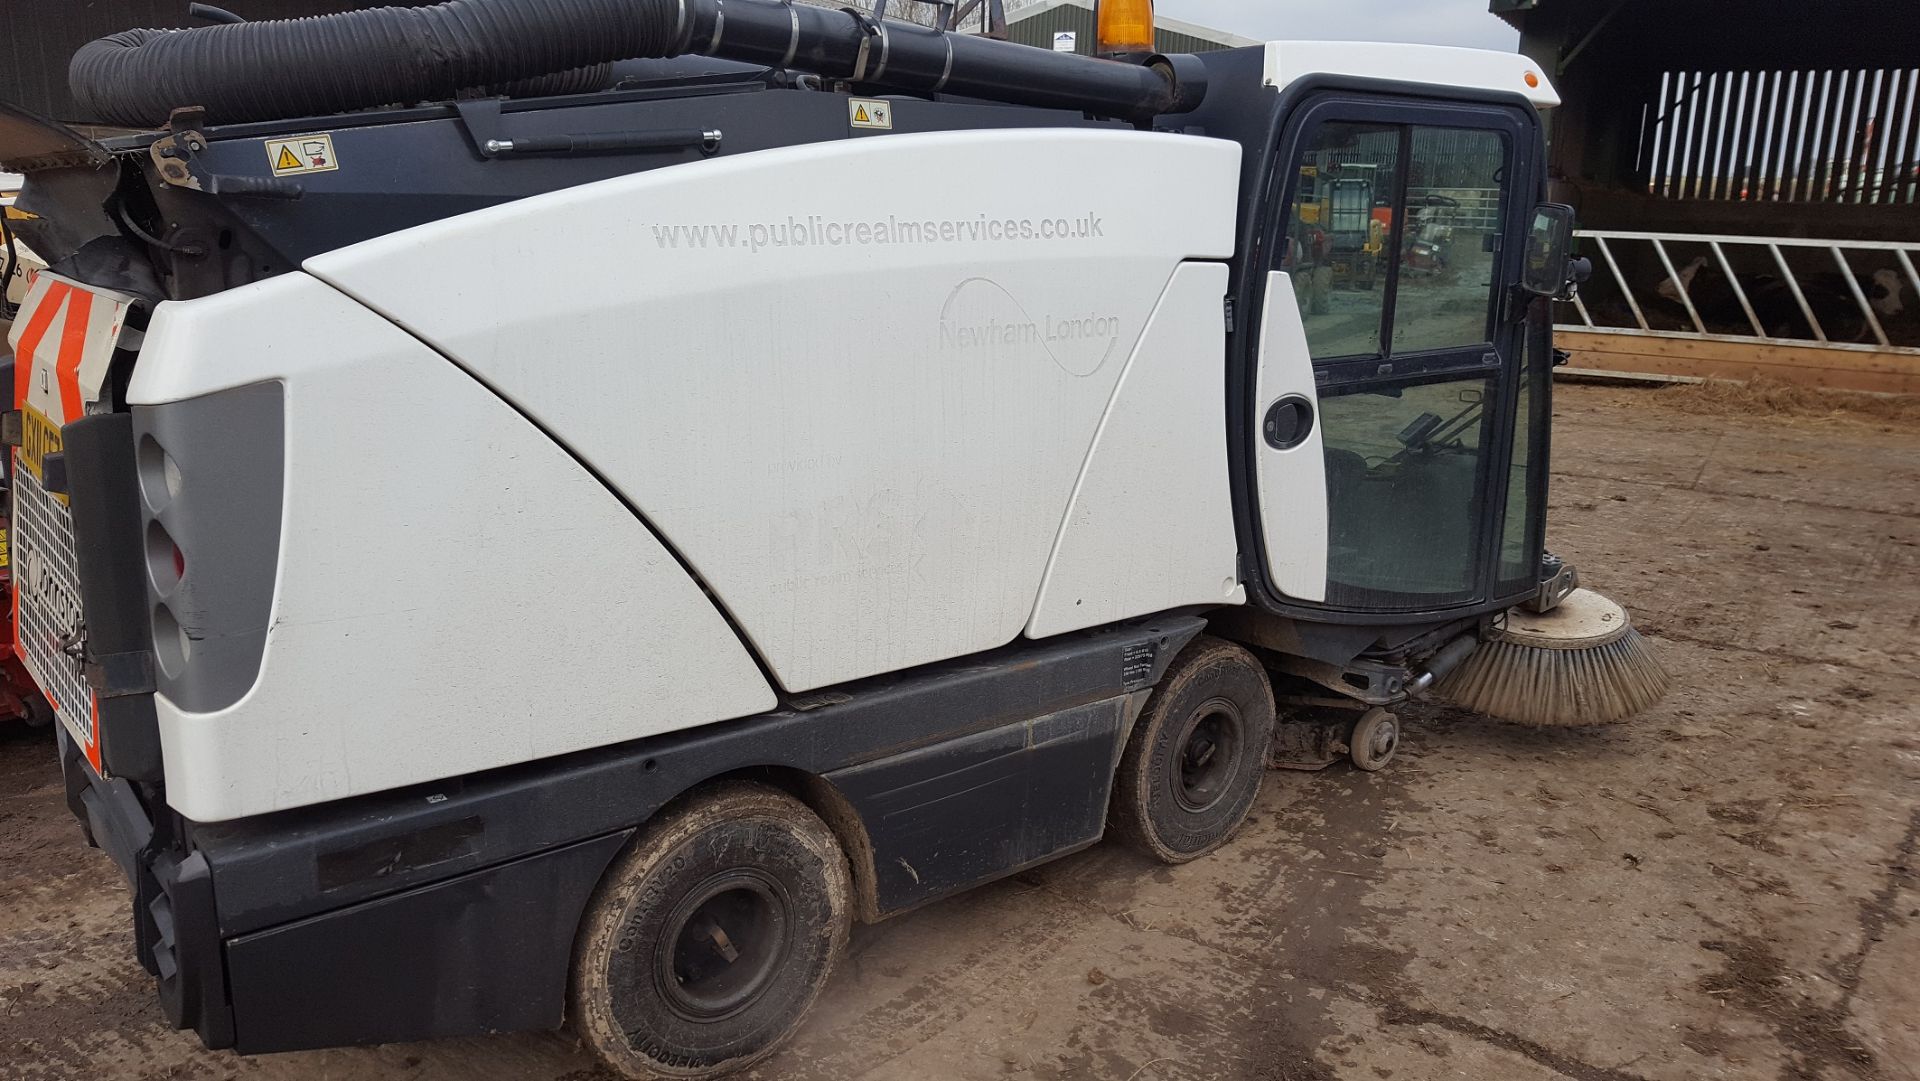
[
  {"xmin": 849, "ymin": 98, "xmax": 893, "ymax": 130},
  {"xmin": 18, "ymin": 406, "xmax": 62, "ymax": 484},
  {"xmin": 265, "ymin": 133, "xmax": 340, "ymax": 177}
]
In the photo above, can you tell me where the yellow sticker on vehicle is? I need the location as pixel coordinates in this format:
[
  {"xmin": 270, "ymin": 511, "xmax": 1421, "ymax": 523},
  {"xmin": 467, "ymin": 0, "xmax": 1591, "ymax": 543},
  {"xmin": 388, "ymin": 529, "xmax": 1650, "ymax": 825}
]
[
  {"xmin": 849, "ymin": 99, "xmax": 893, "ymax": 130},
  {"xmin": 265, "ymin": 133, "xmax": 340, "ymax": 176},
  {"xmin": 17, "ymin": 406, "xmax": 61, "ymax": 484}
]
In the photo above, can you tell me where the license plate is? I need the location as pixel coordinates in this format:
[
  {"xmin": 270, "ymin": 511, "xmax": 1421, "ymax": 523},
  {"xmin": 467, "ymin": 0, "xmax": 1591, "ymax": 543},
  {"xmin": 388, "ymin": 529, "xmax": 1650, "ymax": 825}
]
[{"xmin": 17, "ymin": 404, "xmax": 62, "ymax": 487}]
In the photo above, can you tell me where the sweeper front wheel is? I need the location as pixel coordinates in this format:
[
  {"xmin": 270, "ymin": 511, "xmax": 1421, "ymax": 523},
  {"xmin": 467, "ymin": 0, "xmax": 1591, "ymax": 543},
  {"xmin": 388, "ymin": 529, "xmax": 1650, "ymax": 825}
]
[
  {"xmin": 571, "ymin": 782, "xmax": 851, "ymax": 1080},
  {"xmin": 1110, "ymin": 636, "xmax": 1276, "ymax": 864},
  {"xmin": 1348, "ymin": 708, "xmax": 1400, "ymax": 772}
]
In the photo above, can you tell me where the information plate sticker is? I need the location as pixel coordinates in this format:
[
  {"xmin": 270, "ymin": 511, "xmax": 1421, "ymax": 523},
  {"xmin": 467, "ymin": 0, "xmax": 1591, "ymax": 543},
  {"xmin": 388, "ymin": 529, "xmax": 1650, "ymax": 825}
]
[
  {"xmin": 849, "ymin": 99, "xmax": 893, "ymax": 130},
  {"xmin": 266, "ymin": 133, "xmax": 340, "ymax": 176}
]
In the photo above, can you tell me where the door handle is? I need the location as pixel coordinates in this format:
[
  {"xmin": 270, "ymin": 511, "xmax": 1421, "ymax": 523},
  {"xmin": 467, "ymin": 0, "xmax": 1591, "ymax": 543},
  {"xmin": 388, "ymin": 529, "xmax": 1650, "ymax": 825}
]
[{"xmin": 1262, "ymin": 395, "xmax": 1315, "ymax": 451}]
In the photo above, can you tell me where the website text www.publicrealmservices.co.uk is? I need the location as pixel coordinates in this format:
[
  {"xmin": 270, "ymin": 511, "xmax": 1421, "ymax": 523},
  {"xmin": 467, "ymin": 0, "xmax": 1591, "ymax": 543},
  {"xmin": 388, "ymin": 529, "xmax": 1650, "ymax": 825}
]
[{"xmin": 650, "ymin": 212, "xmax": 1107, "ymax": 253}]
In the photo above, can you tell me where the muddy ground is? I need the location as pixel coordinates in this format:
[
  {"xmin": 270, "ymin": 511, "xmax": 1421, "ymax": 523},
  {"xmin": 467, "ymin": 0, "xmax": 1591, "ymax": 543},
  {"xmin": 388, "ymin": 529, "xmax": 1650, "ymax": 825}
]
[{"xmin": 3, "ymin": 382, "xmax": 1917, "ymax": 1081}]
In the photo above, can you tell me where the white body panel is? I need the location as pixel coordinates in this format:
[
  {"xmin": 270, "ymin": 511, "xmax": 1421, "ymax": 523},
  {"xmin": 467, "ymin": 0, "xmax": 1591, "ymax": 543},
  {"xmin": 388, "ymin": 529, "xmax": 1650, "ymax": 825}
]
[
  {"xmin": 310, "ymin": 129, "xmax": 1241, "ymax": 692},
  {"xmin": 130, "ymin": 274, "xmax": 776, "ymax": 821},
  {"xmin": 1253, "ymin": 272, "xmax": 1329, "ymax": 602},
  {"xmin": 1263, "ymin": 41, "xmax": 1561, "ymax": 110},
  {"xmin": 1028, "ymin": 262, "xmax": 1243, "ymax": 637}
]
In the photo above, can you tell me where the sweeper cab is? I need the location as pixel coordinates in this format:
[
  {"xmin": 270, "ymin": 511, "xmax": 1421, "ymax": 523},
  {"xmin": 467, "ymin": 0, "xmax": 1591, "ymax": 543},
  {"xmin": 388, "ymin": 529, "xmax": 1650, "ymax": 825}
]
[{"xmin": 0, "ymin": 2, "xmax": 1667, "ymax": 1076}]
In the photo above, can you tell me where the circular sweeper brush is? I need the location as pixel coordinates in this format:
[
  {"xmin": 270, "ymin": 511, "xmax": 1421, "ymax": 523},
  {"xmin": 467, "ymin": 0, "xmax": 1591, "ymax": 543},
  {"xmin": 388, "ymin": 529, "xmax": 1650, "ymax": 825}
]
[{"xmin": 1435, "ymin": 588, "xmax": 1672, "ymax": 727}]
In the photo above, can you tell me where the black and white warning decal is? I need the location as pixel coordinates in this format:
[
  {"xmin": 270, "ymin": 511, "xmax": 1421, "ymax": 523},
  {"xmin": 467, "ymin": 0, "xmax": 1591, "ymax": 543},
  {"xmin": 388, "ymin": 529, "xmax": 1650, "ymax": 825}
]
[
  {"xmin": 848, "ymin": 99, "xmax": 893, "ymax": 129},
  {"xmin": 265, "ymin": 133, "xmax": 339, "ymax": 176}
]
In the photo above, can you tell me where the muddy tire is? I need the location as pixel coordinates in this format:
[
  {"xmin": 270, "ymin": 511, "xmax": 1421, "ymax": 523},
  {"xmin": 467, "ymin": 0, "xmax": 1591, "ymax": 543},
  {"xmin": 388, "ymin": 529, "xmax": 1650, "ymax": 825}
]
[
  {"xmin": 1110, "ymin": 636, "xmax": 1276, "ymax": 864},
  {"xmin": 20, "ymin": 693, "xmax": 54, "ymax": 729},
  {"xmin": 570, "ymin": 782, "xmax": 851, "ymax": 1080},
  {"xmin": 1349, "ymin": 708, "xmax": 1400, "ymax": 772}
]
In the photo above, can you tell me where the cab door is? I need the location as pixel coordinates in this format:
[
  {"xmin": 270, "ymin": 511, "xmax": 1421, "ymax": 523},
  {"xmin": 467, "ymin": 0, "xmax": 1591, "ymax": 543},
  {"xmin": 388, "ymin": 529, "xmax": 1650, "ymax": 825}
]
[{"xmin": 1249, "ymin": 94, "xmax": 1543, "ymax": 617}]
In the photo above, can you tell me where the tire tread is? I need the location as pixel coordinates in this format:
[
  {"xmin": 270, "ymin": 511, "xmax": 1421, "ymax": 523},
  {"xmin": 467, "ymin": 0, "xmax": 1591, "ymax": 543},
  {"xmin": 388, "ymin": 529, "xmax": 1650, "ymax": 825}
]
[{"xmin": 1110, "ymin": 635, "xmax": 1275, "ymax": 864}]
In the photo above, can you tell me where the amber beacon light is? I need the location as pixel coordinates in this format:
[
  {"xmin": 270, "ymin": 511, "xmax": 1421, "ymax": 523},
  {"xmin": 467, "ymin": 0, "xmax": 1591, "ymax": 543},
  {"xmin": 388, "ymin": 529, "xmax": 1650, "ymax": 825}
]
[{"xmin": 1095, "ymin": 0, "xmax": 1156, "ymax": 58}]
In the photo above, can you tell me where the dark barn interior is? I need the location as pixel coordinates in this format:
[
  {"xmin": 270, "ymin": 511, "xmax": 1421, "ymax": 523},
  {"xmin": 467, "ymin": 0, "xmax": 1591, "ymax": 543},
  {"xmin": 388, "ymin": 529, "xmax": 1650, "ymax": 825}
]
[
  {"xmin": 1494, "ymin": 0, "xmax": 1920, "ymax": 383},
  {"xmin": 1494, "ymin": 0, "xmax": 1920, "ymax": 241}
]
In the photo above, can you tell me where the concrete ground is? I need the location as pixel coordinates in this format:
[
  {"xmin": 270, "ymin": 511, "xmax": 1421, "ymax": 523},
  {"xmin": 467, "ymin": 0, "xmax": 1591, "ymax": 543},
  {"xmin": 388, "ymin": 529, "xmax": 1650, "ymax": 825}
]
[{"xmin": 3, "ymin": 382, "xmax": 1916, "ymax": 1081}]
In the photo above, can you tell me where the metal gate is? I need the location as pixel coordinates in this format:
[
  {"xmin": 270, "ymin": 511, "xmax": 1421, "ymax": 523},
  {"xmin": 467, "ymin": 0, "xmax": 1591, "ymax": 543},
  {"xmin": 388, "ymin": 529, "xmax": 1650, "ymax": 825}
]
[
  {"xmin": 1560, "ymin": 230, "xmax": 1920, "ymax": 352},
  {"xmin": 1553, "ymin": 229, "xmax": 1920, "ymax": 392}
]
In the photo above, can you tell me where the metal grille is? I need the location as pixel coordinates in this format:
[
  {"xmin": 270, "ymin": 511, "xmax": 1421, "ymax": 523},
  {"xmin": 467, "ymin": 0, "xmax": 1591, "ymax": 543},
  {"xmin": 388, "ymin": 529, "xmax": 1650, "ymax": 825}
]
[{"xmin": 10, "ymin": 455, "xmax": 93, "ymax": 752}]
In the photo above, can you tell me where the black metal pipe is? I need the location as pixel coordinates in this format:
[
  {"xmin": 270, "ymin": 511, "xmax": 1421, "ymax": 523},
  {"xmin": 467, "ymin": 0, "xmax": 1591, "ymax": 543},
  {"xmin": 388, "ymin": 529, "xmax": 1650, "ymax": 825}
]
[
  {"xmin": 70, "ymin": 0, "xmax": 1204, "ymax": 130},
  {"xmin": 675, "ymin": 0, "xmax": 1204, "ymax": 121}
]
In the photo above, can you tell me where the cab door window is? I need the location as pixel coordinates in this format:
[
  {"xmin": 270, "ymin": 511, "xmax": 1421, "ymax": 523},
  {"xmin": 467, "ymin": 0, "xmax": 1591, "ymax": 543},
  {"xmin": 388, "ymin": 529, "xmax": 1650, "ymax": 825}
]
[
  {"xmin": 1274, "ymin": 109, "xmax": 1521, "ymax": 611},
  {"xmin": 1391, "ymin": 128, "xmax": 1509, "ymax": 354},
  {"xmin": 1320, "ymin": 377, "xmax": 1492, "ymax": 607},
  {"xmin": 1495, "ymin": 303, "xmax": 1553, "ymax": 595},
  {"xmin": 1283, "ymin": 122, "xmax": 1398, "ymax": 359},
  {"xmin": 1284, "ymin": 123, "xmax": 1510, "ymax": 362}
]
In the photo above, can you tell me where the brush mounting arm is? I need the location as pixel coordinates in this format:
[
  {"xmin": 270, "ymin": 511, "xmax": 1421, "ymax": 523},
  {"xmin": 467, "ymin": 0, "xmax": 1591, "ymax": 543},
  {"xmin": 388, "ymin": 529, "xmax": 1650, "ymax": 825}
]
[{"xmin": 1527, "ymin": 553, "xmax": 1581, "ymax": 614}]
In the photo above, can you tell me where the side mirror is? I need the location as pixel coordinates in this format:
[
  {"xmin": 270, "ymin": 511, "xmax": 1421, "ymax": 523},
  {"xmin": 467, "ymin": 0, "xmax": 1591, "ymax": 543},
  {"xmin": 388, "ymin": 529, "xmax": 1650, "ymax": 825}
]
[{"xmin": 1521, "ymin": 203, "xmax": 1576, "ymax": 297}]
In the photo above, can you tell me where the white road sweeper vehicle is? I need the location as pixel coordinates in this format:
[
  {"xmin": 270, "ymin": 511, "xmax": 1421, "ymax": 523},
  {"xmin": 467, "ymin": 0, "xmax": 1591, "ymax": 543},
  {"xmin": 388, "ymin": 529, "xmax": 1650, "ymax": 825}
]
[{"xmin": 1, "ymin": 1, "xmax": 1668, "ymax": 1074}]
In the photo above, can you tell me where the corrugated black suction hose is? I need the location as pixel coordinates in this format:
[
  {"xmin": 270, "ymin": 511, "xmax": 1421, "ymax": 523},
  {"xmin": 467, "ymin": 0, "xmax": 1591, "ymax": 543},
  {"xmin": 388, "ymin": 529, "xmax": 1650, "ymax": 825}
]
[{"xmin": 70, "ymin": 0, "xmax": 683, "ymax": 128}]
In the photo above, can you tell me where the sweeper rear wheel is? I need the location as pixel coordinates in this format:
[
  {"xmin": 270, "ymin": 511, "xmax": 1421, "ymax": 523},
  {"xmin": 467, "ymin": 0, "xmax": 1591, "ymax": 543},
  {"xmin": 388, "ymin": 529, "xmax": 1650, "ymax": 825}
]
[
  {"xmin": 1348, "ymin": 708, "xmax": 1399, "ymax": 772},
  {"xmin": 571, "ymin": 783, "xmax": 851, "ymax": 1080},
  {"xmin": 1110, "ymin": 636, "xmax": 1276, "ymax": 864}
]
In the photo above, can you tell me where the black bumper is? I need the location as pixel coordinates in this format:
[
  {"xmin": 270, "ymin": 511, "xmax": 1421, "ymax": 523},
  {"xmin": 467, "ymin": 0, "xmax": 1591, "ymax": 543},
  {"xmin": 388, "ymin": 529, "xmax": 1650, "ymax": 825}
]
[
  {"xmin": 61, "ymin": 724, "xmax": 634, "ymax": 1053},
  {"xmin": 59, "ymin": 727, "xmax": 233, "ymax": 1048}
]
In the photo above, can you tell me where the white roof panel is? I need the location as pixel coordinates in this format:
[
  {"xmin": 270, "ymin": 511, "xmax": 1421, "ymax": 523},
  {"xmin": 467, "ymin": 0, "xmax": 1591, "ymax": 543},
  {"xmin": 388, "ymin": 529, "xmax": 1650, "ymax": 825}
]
[{"xmin": 1263, "ymin": 41, "xmax": 1560, "ymax": 109}]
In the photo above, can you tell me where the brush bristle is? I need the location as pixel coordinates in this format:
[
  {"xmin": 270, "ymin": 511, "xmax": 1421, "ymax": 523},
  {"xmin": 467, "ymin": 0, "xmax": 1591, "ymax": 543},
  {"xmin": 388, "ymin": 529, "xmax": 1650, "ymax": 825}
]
[{"xmin": 1435, "ymin": 626, "xmax": 1673, "ymax": 727}]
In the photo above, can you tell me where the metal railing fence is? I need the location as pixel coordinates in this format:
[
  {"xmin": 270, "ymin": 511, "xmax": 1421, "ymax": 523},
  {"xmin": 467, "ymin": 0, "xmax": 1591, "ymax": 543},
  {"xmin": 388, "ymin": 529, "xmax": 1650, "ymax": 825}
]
[
  {"xmin": 1558, "ymin": 229, "xmax": 1920, "ymax": 354},
  {"xmin": 1407, "ymin": 186, "xmax": 1501, "ymax": 234}
]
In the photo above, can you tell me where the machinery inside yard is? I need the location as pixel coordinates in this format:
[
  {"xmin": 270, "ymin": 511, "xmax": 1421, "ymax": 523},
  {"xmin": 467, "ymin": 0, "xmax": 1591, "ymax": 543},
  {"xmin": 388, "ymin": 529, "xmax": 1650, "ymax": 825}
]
[{"xmin": 2, "ymin": 1, "xmax": 1672, "ymax": 1077}]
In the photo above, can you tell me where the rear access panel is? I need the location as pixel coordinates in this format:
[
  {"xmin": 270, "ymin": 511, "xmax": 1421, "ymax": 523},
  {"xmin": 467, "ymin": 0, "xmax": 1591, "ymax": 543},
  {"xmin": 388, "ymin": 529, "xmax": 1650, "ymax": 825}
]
[{"xmin": 827, "ymin": 695, "xmax": 1134, "ymax": 914}]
